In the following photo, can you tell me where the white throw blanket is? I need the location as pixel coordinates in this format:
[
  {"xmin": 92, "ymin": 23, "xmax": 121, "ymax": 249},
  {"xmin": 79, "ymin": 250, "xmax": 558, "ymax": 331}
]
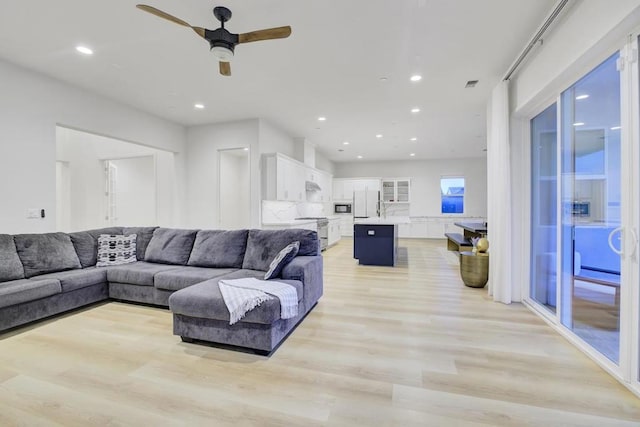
[{"xmin": 218, "ymin": 278, "xmax": 299, "ymax": 325}]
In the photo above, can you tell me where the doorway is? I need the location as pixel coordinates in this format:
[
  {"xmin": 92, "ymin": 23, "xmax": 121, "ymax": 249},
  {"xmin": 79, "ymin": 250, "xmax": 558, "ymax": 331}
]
[
  {"xmin": 218, "ymin": 148, "xmax": 250, "ymax": 229},
  {"xmin": 56, "ymin": 126, "xmax": 174, "ymax": 231}
]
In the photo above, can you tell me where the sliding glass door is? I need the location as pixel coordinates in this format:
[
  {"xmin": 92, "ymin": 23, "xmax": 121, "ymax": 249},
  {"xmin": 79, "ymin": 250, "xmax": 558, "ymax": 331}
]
[
  {"xmin": 530, "ymin": 104, "xmax": 558, "ymax": 313},
  {"xmin": 528, "ymin": 32, "xmax": 640, "ymax": 395},
  {"xmin": 559, "ymin": 53, "xmax": 622, "ymax": 363}
]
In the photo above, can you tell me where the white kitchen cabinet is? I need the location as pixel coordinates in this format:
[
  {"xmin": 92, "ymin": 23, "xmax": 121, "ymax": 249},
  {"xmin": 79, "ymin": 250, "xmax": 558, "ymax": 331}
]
[
  {"xmin": 398, "ymin": 223, "xmax": 412, "ymax": 238},
  {"xmin": 328, "ymin": 218, "xmax": 341, "ymax": 246},
  {"xmin": 333, "ymin": 178, "xmax": 354, "ymax": 201},
  {"xmin": 339, "ymin": 215, "xmax": 354, "ymax": 236},
  {"xmin": 382, "ymin": 178, "xmax": 410, "ymax": 203},
  {"xmin": 263, "ymin": 153, "xmax": 305, "ymax": 202},
  {"xmin": 318, "ymin": 170, "xmax": 333, "ymax": 202},
  {"xmin": 306, "ymin": 167, "xmax": 333, "ymax": 203}
]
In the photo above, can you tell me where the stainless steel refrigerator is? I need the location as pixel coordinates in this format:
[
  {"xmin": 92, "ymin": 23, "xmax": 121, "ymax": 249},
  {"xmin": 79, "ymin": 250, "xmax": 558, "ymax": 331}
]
[{"xmin": 353, "ymin": 190, "xmax": 380, "ymax": 218}]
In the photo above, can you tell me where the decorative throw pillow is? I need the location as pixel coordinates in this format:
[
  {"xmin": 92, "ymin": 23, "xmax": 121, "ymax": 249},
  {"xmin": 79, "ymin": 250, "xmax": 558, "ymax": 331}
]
[
  {"xmin": 264, "ymin": 241, "xmax": 300, "ymax": 280},
  {"xmin": 96, "ymin": 234, "xmax": 137, "ymax": 267}
]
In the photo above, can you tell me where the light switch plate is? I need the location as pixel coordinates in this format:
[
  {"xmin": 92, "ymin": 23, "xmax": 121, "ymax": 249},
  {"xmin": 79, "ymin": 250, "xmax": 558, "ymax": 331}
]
[
  {"xmin": 26, "ymin": 208, "xmax": 40, "ymax": 219},
  {"xmin": 368, "ymin": 230, "xmax": 375, "ymax": 235}
]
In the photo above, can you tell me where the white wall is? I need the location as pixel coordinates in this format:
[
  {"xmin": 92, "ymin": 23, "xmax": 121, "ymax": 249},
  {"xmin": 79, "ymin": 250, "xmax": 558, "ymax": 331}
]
[
  {"xmin": 259, "ymin": 120, "xmax": 297, "ymax": 158},
  {"xmin": 512, "ymin": 0, "xmax": 640, "ymax": 114},
  {"xmin": 111, "ymin": 156, "xmax": 156, "ymax": 227},
  {"xmin": 334, "ymin": 158, "xmax": 487, "ymax": 217},
  {"xmin": 315, "ymin": 150, "xmax": 335, "ymax": 175},
  {"xmin": 186, "ymin": 119, "xmax": 259, "ymax": 228},
  {"xmin": 0, "ymin": 59, "xmax": 187, "ymax": 234}
]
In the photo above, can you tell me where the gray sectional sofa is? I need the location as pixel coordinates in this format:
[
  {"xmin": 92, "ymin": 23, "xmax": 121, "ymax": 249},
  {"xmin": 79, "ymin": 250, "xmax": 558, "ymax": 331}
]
[{"xmin": 0, "ymin": 226, "xmax": 323, "ymax": 354}]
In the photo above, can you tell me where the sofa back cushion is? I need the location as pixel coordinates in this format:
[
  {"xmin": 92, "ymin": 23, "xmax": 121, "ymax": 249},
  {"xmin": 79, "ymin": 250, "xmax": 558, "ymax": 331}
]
[
  {"xmin": 69, "ymin": 227, "xmax": 124, "ymax": 268},
  {"xmin": 144, "ymin": 228, "xmax": 198, "ymax": 265},
  {"xmin": 187, "ymin": 229, "xmax": 248, "ymax": 268},
  {"xmin": 123, "ymin": 226, "xmax": 158, "ymax": 260},
  {"xmin": 0, "ymin": 234, "xmax": 24, "ymax": 282},
  {"xmin": 14, "ymin": 232, "xmax": 82, "ymax": 278},
  {"xmin": 242, "ymin": 229, "xmax": 319, "ymax": 271}
]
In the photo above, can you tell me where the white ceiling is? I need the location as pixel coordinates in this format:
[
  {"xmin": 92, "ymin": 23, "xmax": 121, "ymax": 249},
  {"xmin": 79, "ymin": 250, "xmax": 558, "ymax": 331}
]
[{"xmin": 0, "ymin": 0, "xmax": 556, "ymax": 162}]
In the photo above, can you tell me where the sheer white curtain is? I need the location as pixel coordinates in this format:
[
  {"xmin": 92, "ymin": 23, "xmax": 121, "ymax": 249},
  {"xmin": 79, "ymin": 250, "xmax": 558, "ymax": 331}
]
[{"xmin": 486, "ymin": 80, "xmax": 513, "ymax": 303}]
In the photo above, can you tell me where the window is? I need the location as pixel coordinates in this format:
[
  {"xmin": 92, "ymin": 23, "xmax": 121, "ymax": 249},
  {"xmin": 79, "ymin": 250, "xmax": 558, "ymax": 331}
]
[{"xmin": 441, "ymin": 177, "xmax": 464, "ymax": 213}]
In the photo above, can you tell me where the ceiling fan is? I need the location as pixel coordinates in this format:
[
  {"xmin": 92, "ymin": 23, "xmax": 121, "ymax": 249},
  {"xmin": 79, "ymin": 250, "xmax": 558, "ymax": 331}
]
[{"xmin": 136, "ymin": 4, "xmax": 292, "ymax": 76}]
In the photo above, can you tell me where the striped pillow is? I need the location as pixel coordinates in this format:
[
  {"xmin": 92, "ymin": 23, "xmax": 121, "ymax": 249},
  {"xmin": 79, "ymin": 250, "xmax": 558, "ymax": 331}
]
[
  {"xmin": 264, "ymin": 241, "xmax": 300, "ymax": 280},
  {"xmin": 96, "ymin": 234, "xmax": 137, "ymax": 267}
]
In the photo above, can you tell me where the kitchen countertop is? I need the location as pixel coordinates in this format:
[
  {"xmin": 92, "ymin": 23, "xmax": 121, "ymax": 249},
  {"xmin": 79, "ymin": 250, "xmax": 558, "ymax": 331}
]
[
  {"xmin": 354, "ymin": 217, "xmax": 410, "ymax": 225},
  {"xmin": 261, "ymin": 219, "xmax": 318, "ymax": 226}
]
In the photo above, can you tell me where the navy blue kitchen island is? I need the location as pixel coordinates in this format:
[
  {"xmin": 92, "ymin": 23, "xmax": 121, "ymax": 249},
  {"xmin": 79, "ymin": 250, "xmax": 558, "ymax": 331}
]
[{"xmin": 354, "ymin": 222, "xmax": 399, "ymax": 266}]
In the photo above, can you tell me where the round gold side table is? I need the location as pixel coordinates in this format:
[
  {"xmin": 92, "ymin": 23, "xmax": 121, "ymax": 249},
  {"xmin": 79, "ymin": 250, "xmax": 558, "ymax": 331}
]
[{"xmin": 459, "ymin": 251, "xmax": 489, "ymax": 288}]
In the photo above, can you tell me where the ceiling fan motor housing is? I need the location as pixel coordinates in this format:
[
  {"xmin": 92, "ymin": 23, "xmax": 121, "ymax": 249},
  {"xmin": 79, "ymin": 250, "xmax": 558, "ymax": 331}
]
[{"xmin": 206, "ymin": 28, "xmax": 238, "ymax": 53}]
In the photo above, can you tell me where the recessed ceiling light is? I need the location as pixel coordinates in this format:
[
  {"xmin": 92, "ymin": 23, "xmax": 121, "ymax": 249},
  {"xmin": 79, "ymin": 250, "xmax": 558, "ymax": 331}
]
[
  {"xmin": 410, "ymin": 74, "xmax": 422, "ymax": 82},
  {"xmin": 357, "ymin": 155, "xmax": 363, "ymax": 159},
  {"xmin": 410, "ymin": 137, "xmax": 417, "ymax": 141},
  {"xmin": 465, "ymin": 80, "xmax": 479, "ymax": 88},
  {"xmin": 194, "ymin": 103, "xmax": 205, "ymax": 109},
  {"xmin": 343, "ymin": 141, "xmax": 349, "ymax": 145},
  {"xmin": 573, "ymin": 122, "xmax": 585, "ymax": 126},
  {"xmin": 318, "ymin": 117, "xmax": 326, "ymax": 121},
  {"xmin": 410, "ymin": 153, "xmax": 416, "ymax": 157},
  {"xmin": 576, "ymin": 94, "xmax": 589, "ymax": 100},
  {"xmin": 611, "ymin": 126, "xmax": 621, "ymax": 130},
  {"xmin": 243, "ymin": 148, "xmax": 249, "ymax": 151},
  {"xmin": 376, "ymin": 134, "xmax": 383, "ymax": 138},
  {"xmin": 411, "ymin": 108, "xmax": 421, "ymax": 113},
  {"xmin": 76, "ymin": 45, "xmax": 93, "ymax": 55},
  {"xmin": 380, "ymin": 77, "xmax": 388, "ymax": 82}
]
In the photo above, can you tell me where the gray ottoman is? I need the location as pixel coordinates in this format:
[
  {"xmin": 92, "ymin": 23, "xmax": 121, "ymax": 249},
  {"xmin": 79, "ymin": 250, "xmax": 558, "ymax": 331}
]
[{"xmin": 168, "ymin": 274, "xmax": 307, "ymax": 355}]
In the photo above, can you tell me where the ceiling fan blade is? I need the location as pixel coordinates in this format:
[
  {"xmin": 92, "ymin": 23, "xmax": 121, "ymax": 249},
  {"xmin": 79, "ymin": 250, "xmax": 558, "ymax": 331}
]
[
  {"xmin": 136, "ymin": 5, "xmax": 191, "ymax": 27},
  {"xmin": 238, "ymin": 26, "xmax": 292, "ymax": 44},
  {"xmin": 137, "ymin": 4, "xmax": 206, "ymax": 39},
  {"xmin": 219, "ymin": 61, "xmax": 231, "ymax": 76}
]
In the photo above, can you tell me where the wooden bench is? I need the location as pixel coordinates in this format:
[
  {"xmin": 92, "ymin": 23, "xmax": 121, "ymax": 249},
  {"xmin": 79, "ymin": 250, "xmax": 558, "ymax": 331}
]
[
  {"xmin": 574, "ymin": 275, "xmax": 621, "ymax": 307},
  {"xmin": 445, "ymin": 232, "xmax": 473, "ymax": 252}
]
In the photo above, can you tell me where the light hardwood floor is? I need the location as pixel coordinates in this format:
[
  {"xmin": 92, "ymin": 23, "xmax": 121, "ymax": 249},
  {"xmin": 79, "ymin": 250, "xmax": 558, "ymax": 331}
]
[{"xmin": 1, "ymin": 238, "xmax": 640, "ymax": 426}]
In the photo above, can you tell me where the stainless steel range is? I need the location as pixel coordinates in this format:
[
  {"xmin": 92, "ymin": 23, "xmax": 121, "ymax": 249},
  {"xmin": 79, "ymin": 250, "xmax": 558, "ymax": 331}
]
[{"xmin": 296, "ymin": 217, "xmax": 329, "ymax": 251}]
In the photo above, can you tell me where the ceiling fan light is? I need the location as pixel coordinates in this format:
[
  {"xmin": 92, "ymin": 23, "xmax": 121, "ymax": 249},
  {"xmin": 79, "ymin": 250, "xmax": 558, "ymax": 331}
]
[{"xmin": 211, "ymin": 46, "xmax": 234, "ymax": 61}]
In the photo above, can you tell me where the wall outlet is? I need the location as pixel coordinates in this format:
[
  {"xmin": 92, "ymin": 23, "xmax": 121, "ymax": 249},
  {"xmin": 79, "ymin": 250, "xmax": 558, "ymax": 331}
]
[{"xmin": 26, "ymin": 208, "xmax": 40, "ymax": 219}]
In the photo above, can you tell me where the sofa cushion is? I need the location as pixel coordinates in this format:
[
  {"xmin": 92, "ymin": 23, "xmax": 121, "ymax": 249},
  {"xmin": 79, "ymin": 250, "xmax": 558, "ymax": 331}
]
[
  {"xmin": 0, "ymin": 234, "xmax": 24, "ymax": 282},
  {"xmin": 96, "ymin": 234, "xmax": 137, "ymax": 267},
  {"xmin": 14, "ymin": 233, "xmax": 82, "ymax": 278},
  {"xmin": 168, "ymin": 274, "xmax": 303, "ymax": 325},
  {"xmin": 123, "ymin": 226, "xmax": 158, "ymax": 261},
  {"xmin": 107, "ymin": 261, "xmax": 182, "ymax": 287},
  {"xmin": 187, "ymin": 230, "xmax": 248, "ymax": 268},
  {"xmin": 68, "ymin": 227, "xmax": 124, "ymax": 268},
  {"xmin": 264, "ymin": 241, "xmax": 299, "ymax": 280},
  {"xmin": 0, "ymin": 278, "xmax": 62, "ymax": 309},
  {"xmin": 144, "ymin": 228, "xmax": 198, "ymax": 265},
  {"xmin": 68, "ymin": 231, "xmax": 95, "ymax": 268},
  {"xmin": 33, "ymin": 267, "xmax": 108, "ymax": 293},
  {"xmin": 242, "ymin": 229, "xmax": 319, "ymax": 272},
  {"xmin": 154, "ymin": 266, "xmax": 238, "ymax": 292}
]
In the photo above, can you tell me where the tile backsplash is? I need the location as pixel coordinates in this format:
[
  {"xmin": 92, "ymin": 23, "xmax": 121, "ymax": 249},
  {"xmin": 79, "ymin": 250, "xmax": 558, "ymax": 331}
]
[{"xmin": 262, "ymin": 201, "xmax": 326, "ymax": 222}]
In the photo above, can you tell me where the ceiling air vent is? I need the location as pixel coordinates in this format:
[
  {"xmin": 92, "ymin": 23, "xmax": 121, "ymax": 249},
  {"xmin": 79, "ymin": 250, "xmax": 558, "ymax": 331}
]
[{"xmin": 465, "ymin": 80, "xmax": 479, "ymax": 88}]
